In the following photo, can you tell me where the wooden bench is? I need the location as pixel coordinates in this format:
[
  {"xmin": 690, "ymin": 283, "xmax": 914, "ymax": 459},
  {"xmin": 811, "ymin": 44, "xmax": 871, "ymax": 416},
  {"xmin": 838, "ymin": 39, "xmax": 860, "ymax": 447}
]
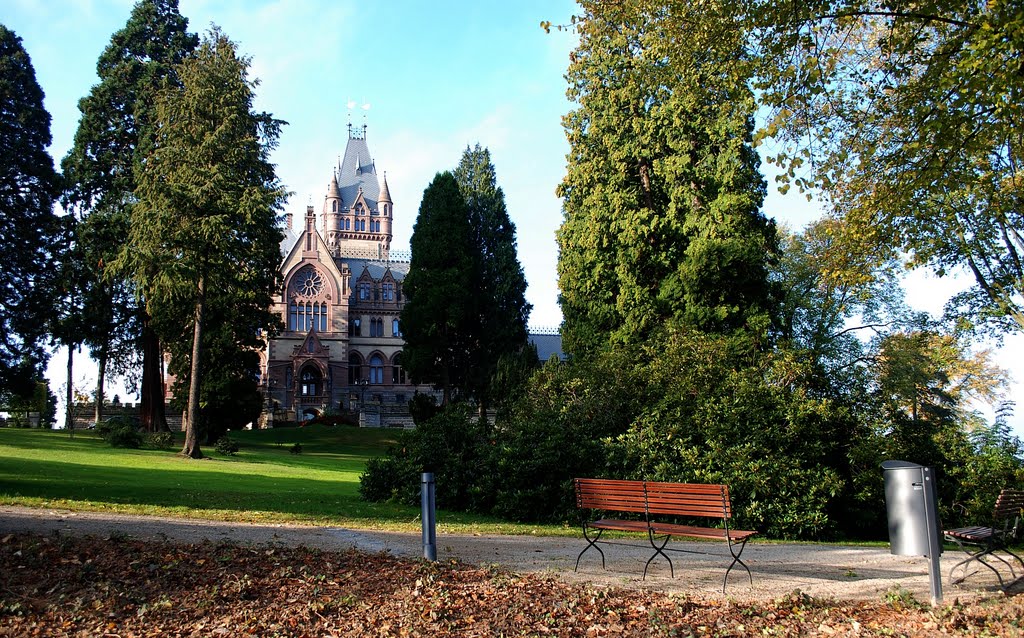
[
  {"xmin": 573, "ymin": 478, "xmax": 757, "ymax": 592},
  {"xmin": 944, "ymin": 488, "xmax": 1024, "ymax": 589}
]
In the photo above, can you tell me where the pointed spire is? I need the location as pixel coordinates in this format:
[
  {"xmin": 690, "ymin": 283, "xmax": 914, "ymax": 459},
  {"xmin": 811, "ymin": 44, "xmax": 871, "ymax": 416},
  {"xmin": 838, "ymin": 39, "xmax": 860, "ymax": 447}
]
[
  {"xmin": 328, "ymin": 172, "xmax": 341, "ymax": 200},
  {"xmin": 378, "ymin": 172, "xmax": 392, "ymax": 204}
]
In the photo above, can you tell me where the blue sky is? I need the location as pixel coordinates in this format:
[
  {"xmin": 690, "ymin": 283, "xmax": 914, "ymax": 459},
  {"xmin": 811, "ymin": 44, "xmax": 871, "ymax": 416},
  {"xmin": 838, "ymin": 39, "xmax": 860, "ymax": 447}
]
[{"xmin": 5, "ymin": 0, "xmax": 1023, "ymax": 436}]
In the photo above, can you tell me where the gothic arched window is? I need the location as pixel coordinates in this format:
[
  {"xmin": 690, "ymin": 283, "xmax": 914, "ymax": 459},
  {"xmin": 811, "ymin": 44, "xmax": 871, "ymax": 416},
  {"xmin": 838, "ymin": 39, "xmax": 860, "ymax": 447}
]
[
  {"xmin": 369, "ymin": 354, "xmax": 384, "ymax": 384},
  {"xmin": 348, "ymin": 353, "xmax": 363, "ymax": 384},
  {"xmin": 289, "ymin": 266, "xmax": 328, "ymax": 333}
]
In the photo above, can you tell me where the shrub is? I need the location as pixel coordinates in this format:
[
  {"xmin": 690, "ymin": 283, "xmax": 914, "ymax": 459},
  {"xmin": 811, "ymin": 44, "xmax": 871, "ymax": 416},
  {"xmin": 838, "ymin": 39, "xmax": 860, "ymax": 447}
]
[
  {"xmin": 214, "ymin": 436, "xmax": 239, "ymax": 456},
  {"xmin": 147, "ymin": 431, "xmax": 175, "ymax": 449},
  {"xmin": 95, "ymin": 416, "xmax": 143, "ymax": 449},
  {"xmin": 359, "ymin": 404, "xmax": 492, "ymax": 511}
]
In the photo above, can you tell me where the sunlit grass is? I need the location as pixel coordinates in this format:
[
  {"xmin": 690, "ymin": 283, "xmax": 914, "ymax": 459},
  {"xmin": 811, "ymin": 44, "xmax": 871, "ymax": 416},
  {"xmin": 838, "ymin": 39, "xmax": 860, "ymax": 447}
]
[{"xmin": 0, "ymin": 426, "xmax": 575, "ymax": 536}]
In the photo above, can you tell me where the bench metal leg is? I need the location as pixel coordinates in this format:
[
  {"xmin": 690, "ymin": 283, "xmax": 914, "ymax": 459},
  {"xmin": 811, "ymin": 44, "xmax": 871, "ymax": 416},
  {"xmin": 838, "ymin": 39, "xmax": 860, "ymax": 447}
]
[
  {"xmin": 949, "ymin": 545, "xmax": 1024, "ymax": 589},
  {"xmin": 642, "ymin": 531, "xmax": 673, "ymax": 580},
  {"xmin": 575, "ymin": 525, "xmax": 605, "ymax": 572},
  {"xmin": 950, "ymin": 549, "xmax": 1008, "ymax": 588},
  {"xmin": 723, "ymin": 537, "xmax": 753, "ymax": 593},
  {"xmin": 1004, "ymin": 547, "xmax": 1024, "ymax": 578}
]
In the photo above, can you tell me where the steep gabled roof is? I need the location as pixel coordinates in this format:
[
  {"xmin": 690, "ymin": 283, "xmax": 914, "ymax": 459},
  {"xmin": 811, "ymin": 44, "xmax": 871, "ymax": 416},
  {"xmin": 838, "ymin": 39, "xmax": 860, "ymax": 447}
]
[
  {"xmin": 345, "ymin": 258, "xmax": 410, "ymax": 282},
  {"xmin": 338, "ymin": 130, "xmax": 379, "ymax": 211}
]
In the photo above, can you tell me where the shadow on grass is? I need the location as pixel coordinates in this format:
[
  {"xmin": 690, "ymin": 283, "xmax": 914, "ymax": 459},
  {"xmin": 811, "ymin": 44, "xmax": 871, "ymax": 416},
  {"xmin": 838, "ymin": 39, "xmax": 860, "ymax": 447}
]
[{"xmin": 0, "ymin": 455, "xmax": 416, "ymax": 524}]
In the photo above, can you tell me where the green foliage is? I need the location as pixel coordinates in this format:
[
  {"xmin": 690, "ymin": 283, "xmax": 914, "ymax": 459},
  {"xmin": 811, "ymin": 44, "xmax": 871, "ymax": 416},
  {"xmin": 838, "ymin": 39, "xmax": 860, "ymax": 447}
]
[
  {"xmin": 939, "ymin": 410, "xmax": 1024, "ymax": 528},
  {"xmin": 401, "ymin": 173, "xmax": 476, "ymax": 404},
  {"xmin": 454, "ymin": 145, "xmax": 532, "ymax": 411},
  {"xmin": 556, "ymin": 1, "xmax": 779, "ymax": 357},
  {"xmin": 96, "ymin": 416, "xmax": 143, "ymax": 449},
  {"xmin": 601, "ymin": 327, "xmax": 847, "ymax": 538},
  {"xmin": 749, "ymin": 0, "xmax": 1024, "ymax": 334},
  {"xmin": 116, "ymin": 27, "xmax": 286, "ymax": 458},
  {"xmin": 146, "ymin": 431, "xmax": 175, "ymax": 449},
  {"xmin": 408, "ymin": 393, "xmax": 440, "ymax": 426},
  {"xmin": 0, "ymin": 25, "xmax": 60, "ymax": 396},
  {"xmin": 289, "ymin": 442, "xmax": 302, "ymax": 455},
  {"xmin": 214, "ymin": 436, "xmax": 239, "ymax": 456},
  {"xmin": 359, "ymin": 404, "xmax": 492, "ymax": 511},
  {"xmin": 486, "ymin": 352, "xmax": 645, "ymax": 521},
  {"xmin": 59, "ymin": 0, "xmax": 198, "ymax": 430}
]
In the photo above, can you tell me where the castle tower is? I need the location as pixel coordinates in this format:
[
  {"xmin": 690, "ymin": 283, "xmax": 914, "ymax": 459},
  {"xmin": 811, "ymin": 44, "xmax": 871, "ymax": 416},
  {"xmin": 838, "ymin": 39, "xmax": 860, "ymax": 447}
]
[
  {"xmin": 332, "ymin": 124, "xmax": 392, "ymax": 259},
  {"xmin": 323, "ymin": 171, "xmax": 343, "ymax": 251}
]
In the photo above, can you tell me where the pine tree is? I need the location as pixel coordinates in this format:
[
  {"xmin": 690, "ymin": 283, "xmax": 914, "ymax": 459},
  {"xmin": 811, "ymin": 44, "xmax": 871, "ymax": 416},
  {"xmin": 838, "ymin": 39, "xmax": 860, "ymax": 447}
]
[
  {"xmin": 454, "ymin": 145, "xmax": 531, "ymax": 411},
  {"xmin": 118, "ymin": 28, "xmax": 286, "ymax": 458},
  {"xmin": 556, "ymin": 1, "xmax": 778, "ymax": 357},
  {"xmin": 0, "ymin": 25, "xmax": 60, "ymax": 398},
  {"xmin": 61, "ymin": 0, "xmax": 198, "ymax": 430},
  {"xmin": 401, "ymin": 172, "xmax": 476, "ymax": 405}
]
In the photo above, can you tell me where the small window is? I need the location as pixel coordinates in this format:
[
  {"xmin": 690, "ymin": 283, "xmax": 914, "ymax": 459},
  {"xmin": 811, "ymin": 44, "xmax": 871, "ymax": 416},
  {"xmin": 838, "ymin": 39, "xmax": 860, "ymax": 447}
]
[
  {"xmin": 383, "ymin": 282, "xmax": 394, "ymax": 301},
  {"xmin": 351, "ymin": 317, "xmax": 362, "ymax": 336},
  {"xmin": 392, "ymin": 318, "xmax": 400, "ymax": 337}
]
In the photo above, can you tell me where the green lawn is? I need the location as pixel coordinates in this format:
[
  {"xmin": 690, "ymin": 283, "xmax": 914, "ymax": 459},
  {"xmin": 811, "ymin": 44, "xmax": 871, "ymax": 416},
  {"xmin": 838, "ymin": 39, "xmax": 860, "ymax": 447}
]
[{"xmin": 0, "ymin": 426, "xmax": 568, "ymax": 535}]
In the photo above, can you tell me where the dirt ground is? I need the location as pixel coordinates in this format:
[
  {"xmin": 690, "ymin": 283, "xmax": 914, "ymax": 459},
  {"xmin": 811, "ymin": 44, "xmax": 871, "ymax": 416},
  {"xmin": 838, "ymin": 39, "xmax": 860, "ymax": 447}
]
[{"xmin": 2, "ymin": 505, "xmax": 1020, "ymax": 604}]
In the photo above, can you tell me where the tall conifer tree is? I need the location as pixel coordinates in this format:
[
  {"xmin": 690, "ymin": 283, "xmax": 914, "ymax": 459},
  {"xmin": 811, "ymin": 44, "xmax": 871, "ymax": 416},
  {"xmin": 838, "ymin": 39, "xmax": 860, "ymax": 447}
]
[
  {"xmin": 0, "ymin": 25, "xmax": 60, "ymax": 397},
  {"xmin": 401, "ymin": 172, "xmax": 476, "ymax": 405},
  {"xmin": 119, "ymin": 28, "xmax": 286, "ymax": 458},
  {"xmin": 454, "ymin": 145, "xmax": 531, "ymax": 411},
  {"xmin": 556, "ymin": 1, "xmax": 778, "ymax": 357},
  {"xmin": 62, "ymin": 0, "xmax": 198, "ymax": 429}
]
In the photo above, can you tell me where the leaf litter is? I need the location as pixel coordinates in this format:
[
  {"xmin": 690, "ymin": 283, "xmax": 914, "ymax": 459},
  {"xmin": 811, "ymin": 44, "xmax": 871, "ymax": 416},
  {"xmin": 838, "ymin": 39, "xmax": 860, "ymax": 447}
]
[{"xmin": 1, "ymin": 532, "xmax": 1022, "ymax": 636}]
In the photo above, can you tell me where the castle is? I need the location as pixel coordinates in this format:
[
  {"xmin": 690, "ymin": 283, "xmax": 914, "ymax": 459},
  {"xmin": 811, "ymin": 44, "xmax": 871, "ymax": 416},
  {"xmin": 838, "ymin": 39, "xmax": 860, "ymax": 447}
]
[{"xmin": 259, "ymin": 124, "xmax": 434, "ymax": 427}]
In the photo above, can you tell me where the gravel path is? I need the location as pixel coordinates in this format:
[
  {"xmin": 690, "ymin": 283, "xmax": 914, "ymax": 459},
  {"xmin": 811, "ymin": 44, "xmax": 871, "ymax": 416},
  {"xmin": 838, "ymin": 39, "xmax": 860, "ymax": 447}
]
[{"xmin": 2, "ymin": 505, "xmax": 1018, "ymax": 603}]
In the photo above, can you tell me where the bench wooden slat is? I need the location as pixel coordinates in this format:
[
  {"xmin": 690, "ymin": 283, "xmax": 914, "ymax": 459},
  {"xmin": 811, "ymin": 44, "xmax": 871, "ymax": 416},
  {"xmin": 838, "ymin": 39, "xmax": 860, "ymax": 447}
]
[
  {"xmin": 993, "ymin": 489, "xmax": 1024, "ymax": 519},
  {"xmin": 573, "ymin": 477, "xmax": 757, "ymax": 591},
  {"xmin": 649, "ymin": 522, "xmax": 757, "ymax": 541}
]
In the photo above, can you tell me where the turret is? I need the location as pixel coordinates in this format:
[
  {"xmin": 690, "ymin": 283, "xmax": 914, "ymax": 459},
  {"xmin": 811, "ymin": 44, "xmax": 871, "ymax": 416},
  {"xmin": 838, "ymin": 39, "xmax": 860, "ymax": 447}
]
[
  {"xmin": 323, "ymin": 171, "xmax": 343, "ymax": 249},
  {"xmin": 379, "ymin": 173, "xmax": 393, "ymax": 238}
]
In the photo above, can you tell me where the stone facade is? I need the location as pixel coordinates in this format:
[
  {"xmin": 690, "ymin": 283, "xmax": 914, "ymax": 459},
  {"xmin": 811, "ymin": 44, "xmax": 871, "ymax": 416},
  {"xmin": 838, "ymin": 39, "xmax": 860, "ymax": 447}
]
[{"xmin": 259, "ymin": 125, "xmax": 436, "ymax": 427}]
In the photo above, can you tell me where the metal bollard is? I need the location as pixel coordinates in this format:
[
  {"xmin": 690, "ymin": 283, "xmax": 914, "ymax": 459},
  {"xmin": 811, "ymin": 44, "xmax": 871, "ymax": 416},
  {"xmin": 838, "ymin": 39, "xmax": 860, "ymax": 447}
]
[{"xmin": 421, "ymin": 472, "xmax": 436, "ymax": 561}]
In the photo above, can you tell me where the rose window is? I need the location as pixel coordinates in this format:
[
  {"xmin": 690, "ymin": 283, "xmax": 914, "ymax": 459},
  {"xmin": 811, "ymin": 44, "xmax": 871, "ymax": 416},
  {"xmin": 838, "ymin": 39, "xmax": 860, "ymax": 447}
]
[{"xmin": 293, "ymin": 267, "xmax": 325, "ymax": 298}]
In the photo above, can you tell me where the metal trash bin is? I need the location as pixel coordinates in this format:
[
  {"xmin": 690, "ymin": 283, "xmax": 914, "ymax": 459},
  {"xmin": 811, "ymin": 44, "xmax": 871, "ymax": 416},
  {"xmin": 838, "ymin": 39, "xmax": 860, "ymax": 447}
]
[
  {"xmin": 881, "ymin": 460, "xmax": 942, "ymax": 556},
  {"xmin": 881, "ymin": 460, "xmax": 943, "ymax": 605}
]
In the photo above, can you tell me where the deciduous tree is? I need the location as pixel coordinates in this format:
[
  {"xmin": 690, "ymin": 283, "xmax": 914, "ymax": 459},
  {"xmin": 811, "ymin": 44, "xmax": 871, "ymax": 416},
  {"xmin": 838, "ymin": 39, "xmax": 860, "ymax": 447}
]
[{"xmin": 751, "ymin": 0, "xmax": 1024, "ymax": 334}]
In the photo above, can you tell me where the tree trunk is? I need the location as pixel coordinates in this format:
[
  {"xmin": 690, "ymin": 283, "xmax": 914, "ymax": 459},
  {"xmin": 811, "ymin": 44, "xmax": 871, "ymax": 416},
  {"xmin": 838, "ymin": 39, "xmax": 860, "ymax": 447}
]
[
  {"xmin": 139, "ymin": 311, "xmax": 168, "ymax": 432},
  {"xmin": 94, "ymin": 350, "xmax": 107, "ymax": 426},
  {"xmin": 181, "ymin": 276, "xmax": 205, "ymax": 459},
  {"xmin": 66, "ymin": 345, "xmax": 75, "ymax": 437}
]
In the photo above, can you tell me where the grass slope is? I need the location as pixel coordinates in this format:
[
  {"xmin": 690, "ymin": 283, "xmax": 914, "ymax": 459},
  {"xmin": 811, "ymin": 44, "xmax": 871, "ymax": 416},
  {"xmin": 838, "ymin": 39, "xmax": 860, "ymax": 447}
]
[{"xmin": 0, "ymin": 426, "xmax": 557, "ymax": 534}]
